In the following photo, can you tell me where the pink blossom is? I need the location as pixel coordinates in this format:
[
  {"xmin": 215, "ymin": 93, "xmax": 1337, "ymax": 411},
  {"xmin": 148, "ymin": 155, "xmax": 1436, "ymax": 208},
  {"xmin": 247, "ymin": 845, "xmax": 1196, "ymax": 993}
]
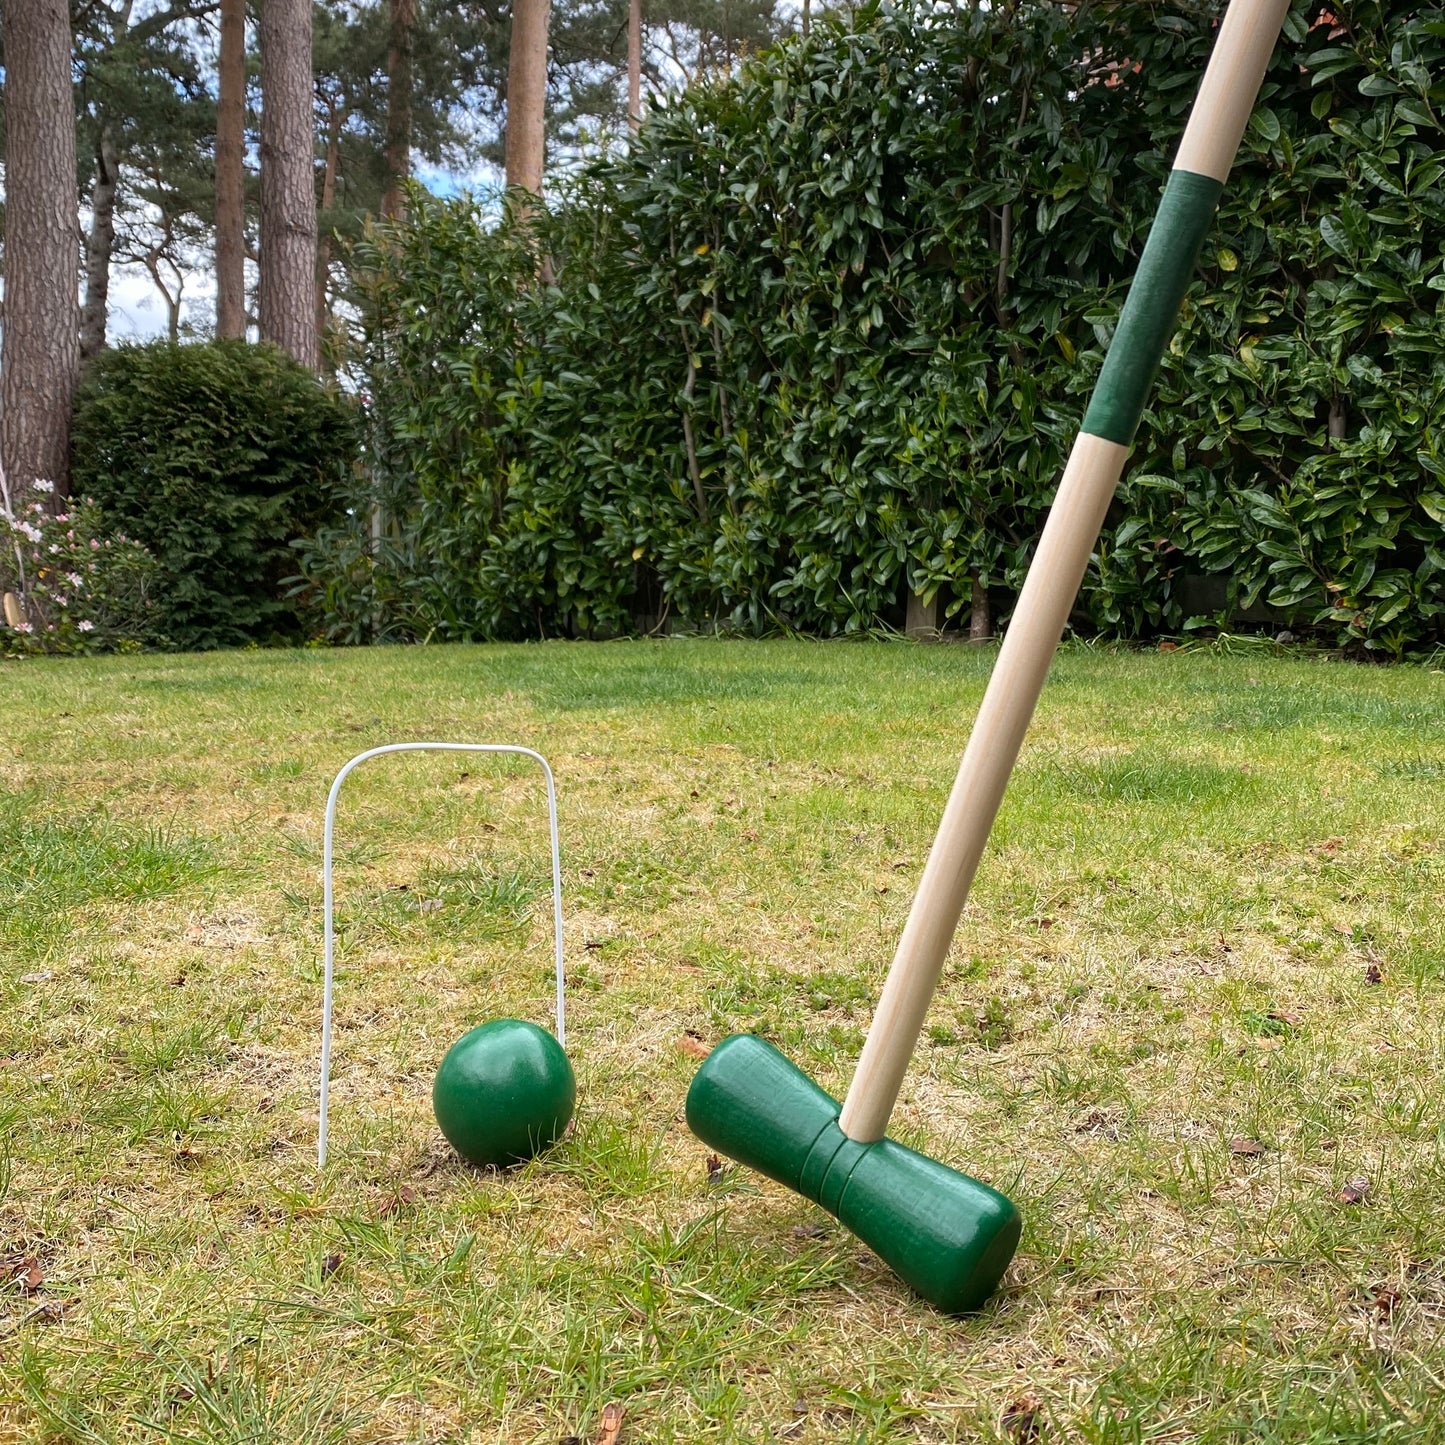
[{"xmin": 91, "ymin": 538, "xmax": 101, "ymax": 550}]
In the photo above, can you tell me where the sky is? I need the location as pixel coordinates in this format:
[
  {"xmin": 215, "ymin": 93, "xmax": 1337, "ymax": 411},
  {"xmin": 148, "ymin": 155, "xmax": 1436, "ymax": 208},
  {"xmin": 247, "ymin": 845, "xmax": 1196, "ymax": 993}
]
[{"xmin": 109, "ymin": 266, "xmax": 214, "ymax": 340}]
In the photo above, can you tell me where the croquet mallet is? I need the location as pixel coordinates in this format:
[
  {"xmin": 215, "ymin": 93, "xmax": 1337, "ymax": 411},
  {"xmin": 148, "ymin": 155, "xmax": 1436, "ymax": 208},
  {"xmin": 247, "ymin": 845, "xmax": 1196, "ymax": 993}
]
[{"xmin": 686, "ymin": 0, "xmax": 1292, "ymax": 1313}]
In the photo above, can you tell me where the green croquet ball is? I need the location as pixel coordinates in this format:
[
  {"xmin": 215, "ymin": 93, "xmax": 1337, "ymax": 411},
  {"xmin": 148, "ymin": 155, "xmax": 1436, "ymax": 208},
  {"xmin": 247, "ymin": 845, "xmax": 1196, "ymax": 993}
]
[{"xmin": 432, "ymin": 1019, "xmax": 575, "ymax": 1168}]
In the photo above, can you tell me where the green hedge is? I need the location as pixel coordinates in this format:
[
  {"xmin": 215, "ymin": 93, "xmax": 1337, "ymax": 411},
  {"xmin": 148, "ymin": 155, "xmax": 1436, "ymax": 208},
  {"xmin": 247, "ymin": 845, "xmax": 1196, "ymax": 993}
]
[
  {"xmin": 305, "ymin": 0, "xmax": 1445, "ymax": 654},
  {"xmin": 74, "ymin": 341, "xmax": 357, "ymax": 650}
]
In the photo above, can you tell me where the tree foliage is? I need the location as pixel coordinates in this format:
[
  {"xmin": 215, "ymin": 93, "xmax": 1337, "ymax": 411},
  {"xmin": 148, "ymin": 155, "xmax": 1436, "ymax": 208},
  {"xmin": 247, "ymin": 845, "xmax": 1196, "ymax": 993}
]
[
  {"xmin": 305, "ymin": 0, "xmax": 1445, "ymax": 653},
  {"xmin": 70, "ymin": 1, "xmax": 220, "ymax": 343}
]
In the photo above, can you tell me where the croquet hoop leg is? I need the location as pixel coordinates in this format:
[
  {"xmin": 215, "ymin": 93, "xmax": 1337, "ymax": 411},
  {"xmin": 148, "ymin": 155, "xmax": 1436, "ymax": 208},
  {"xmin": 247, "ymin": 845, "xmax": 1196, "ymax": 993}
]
[{"xmin": 316, "ymin": 742, "xmax": 565, "ymax": 1167}]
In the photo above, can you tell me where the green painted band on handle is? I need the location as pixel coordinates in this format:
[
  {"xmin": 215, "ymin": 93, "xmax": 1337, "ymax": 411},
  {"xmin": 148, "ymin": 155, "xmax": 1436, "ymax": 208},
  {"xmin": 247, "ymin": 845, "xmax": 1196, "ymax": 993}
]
[{"xmin": 1081, "ymin": 169, "xmax": 1225, "ymax": 447}]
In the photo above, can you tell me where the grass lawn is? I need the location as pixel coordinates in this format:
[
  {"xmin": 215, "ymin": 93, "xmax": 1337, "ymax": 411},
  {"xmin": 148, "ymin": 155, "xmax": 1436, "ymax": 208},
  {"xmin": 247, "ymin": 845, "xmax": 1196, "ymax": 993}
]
[{"xmin": 1, "ymin": 638, "xmax": 1442, "ymax": 1443}]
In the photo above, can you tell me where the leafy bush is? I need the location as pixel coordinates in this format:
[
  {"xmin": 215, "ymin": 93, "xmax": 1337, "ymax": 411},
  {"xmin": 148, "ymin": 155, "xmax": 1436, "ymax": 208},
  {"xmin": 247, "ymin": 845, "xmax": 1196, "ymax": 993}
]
[
  {"xmin": 310, "ymin": 0, "xmax": 1445, "ymax": 653},
  {"xmin": 296, "ymin": 187, "xmax": 673, "ymax": 643},
  {"xmin": 1115, "ymin": 1, "xmax": 1445, "ymax": 655},
  {"xmin": 1, "ymin": 487, "xmax": 162, "ymax": 654},
  {"xmin": 73, "ymin": 340, "xmax": 357, "ymax": 650}
]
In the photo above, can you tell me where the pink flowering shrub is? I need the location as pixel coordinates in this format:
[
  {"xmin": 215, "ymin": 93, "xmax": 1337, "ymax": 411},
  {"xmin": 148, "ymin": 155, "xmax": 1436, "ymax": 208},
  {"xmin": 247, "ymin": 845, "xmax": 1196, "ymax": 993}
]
[{"xmin": 2, "ymin": 486, "xmax": 161, "ymax": 654}]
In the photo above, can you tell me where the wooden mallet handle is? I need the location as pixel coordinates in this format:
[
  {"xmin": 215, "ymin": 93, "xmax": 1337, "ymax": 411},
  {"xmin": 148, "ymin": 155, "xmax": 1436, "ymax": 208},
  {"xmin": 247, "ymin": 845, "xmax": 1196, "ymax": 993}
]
[{"xmin": 839, "ymin": 0, "xmax": 1291, "ymax": 1143}]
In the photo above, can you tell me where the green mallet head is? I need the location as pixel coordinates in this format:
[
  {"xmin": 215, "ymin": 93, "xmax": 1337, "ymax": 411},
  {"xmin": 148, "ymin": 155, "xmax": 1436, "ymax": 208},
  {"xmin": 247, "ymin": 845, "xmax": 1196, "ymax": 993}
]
[
  {"xmin": 686, "ymin": 1034, "xmax": 1019, "ymax": 1313},
  {"xmin": 433, "ymin": 1018, "xmax": 575, "ymax": 1168}
]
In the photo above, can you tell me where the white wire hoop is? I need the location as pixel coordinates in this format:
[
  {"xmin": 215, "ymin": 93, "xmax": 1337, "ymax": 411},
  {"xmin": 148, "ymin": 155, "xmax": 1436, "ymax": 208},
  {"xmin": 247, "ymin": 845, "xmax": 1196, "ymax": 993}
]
[{"xmin": 317, "ymin": 742, "xmax": 565, "ymax": 1168}]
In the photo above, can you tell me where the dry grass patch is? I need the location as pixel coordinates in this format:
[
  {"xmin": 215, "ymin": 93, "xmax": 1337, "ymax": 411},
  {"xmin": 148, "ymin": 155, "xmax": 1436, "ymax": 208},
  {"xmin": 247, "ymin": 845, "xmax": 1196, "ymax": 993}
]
[{"xmin": 1, "ymin": 639, "xmax": 1442, "ymax": 1442}]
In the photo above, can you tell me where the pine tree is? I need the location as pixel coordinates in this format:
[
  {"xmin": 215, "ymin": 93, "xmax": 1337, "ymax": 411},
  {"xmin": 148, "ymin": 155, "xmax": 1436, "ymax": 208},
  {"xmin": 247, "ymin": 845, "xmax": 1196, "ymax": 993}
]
[
  {"xmin": 259, "ymin": 0, "xmax": 319, "ymax": 368},
  {"xmin": 628, "ymin": 0, "xmax": 641, "ymax": 131},
  {"xmin": 215, "ymin": 0, "xmax": 248, "ymax": 338},
  {"xmin": 381, "ymin": 0, "xmax": 418, "ymax": 218},
  {"xmin": 1, "ymin": 0, "xmax": 81, "ymax": 503},
  {"xmin": 504, "ymin": 0, "xmax": 552, "ymax": 197},
  {"xmin": 74, "ymin": 2, "xmax": 219, "ymax": 354}
]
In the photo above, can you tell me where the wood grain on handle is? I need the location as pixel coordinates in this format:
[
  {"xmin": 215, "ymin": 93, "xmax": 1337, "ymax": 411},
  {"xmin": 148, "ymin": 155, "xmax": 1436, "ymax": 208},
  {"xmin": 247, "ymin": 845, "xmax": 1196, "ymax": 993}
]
[{"xmin": 838, "ymin": 435, "xmax": 1128, "ymax": 1142}]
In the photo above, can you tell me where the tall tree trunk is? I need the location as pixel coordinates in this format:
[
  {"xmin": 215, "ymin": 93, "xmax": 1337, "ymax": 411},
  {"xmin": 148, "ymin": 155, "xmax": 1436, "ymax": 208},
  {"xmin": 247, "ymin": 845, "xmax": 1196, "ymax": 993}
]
[
  {"xmin": 627, "ymin": 0, "xmax": 641, "ymax": 132},
  {"xmin": 215, "ymin": 0, "xmax": 248, "ymax": 339},
  {"xmin": 381, "ymin": 0, "xmax": 417, "ymax": 219},
  {"xmin": 0, "ymin": 0, "xmax": 81, "ymax": 505},
  {"xmin": 315, "ymin": 103, "xmax": 341, "ymax": 360},
  {"xmin": 80, "ymin": 124, "xmax": 120, "ymax": 364},
  {"xmin": 801, "ymin": 0, "xmax": 810, "ymax": 38},
  {"xmin": 905, "ymin": 591, "xmax": 938, "ymax": 639},
  {"xmin": 969, "ymin": 572, "xmax": 992, "ymax": 641},
  {"xmin": 504, "ymin": 0, "xmax": 551, "ymax": 198},
  {"xmin": 259, "ymin": 0, "xmax": 318, "ymax": 369}
]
